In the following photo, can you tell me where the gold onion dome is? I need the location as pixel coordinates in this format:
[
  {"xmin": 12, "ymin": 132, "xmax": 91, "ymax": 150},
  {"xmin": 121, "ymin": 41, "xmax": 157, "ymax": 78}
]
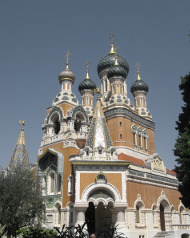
[
  {"xmin": 58, "ymin": 52, "xmax": 75, "ymax": 84},
  {"xmin": 130, "ymin": 71, "xmax": 149, "ymax": 94}
]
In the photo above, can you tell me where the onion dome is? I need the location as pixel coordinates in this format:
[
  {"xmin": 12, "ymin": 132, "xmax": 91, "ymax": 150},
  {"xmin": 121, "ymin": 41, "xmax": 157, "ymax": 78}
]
[
  {"xmin": 97, "ymin": 45, "xmax": 129, "ymax": 77},
  {"xmin": 130, "ymin": 72, "xmax": 149, "ymax": 94},
  {"xmin": 58, "ymin": 52, "xmax": 75, "ymax": 84},
  {"xmin": 78, "ymin": 77, "xmax": 96, "ymax": 92},
  {"xmin": 78, "ymin": 61, "xmax": 96, "ymax": 93},
  {"xmin": 107, "ymin": 65, "xmax": 127, "ymax": 79}
]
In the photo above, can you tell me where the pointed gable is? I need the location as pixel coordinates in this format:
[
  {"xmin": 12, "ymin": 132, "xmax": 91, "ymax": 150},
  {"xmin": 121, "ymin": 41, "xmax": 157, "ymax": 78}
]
[
  {"xmin": 7, "ymin": 120, "xmax": 30, "ymax": 170},
  {"xmin": 86, "ymin": 98, "xmax": 113, "ymax": 151}
]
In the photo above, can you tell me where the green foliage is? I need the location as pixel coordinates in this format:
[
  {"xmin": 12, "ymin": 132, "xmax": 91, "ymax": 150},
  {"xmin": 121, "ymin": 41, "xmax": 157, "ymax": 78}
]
[
  {"xmin": 0, "ymin": 167, "xmax": 45, "ymax": 237},
  {"xmin": 174, "ymin": 72, "xmax": 190, "ymax": 208},
  {"xmin": 98, "ymin": 225, "xmax": 124, "ymax": 238},
  {"xmin": 18, "ymin": 226, "xmax": 57, "ymax": 238},
  {"xmin": 0, "ymin": 225, "xmax": 6, "ymax": 238}
]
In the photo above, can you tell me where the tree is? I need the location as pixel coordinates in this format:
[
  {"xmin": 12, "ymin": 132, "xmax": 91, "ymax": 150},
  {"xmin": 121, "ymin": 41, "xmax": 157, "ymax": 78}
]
[
  {"xmin": 0, "ymin": 166, "xmax": 45, "ymax": 237},
  {"xmin": 174, "ymin": 72, "xmax": 190, "ymax": 208}
]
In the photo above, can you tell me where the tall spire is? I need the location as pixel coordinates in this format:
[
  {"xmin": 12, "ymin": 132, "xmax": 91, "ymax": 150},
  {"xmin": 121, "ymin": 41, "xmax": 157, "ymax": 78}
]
[
  {"xmin": 86, "ymin": 88, "xmax": 113, "ymax": 151},
  {"xmin": 7, "ymin": 120, "xmax": 30, "ymax": 170}
]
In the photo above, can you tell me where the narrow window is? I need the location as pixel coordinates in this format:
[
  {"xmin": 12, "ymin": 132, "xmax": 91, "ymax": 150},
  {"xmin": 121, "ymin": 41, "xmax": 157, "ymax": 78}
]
[
  {"xmin": 120, "ymin": 122, "xmax": 122, "ymax": 127},
  {"xmin": 136, "ymin": 205, "xmax": 140, "ymax": 223},
  {"xmin": 144, "ymin": 137, "xmax": 147, "ymax": 149},
  {"xmin": 133, "ymin": 133, "xmax": 136, "ymax": 145},
  {"xmin": 113, "ymin": 86, "xmax": 115, "ymax": 94},
  {"xmin": 50, "ymin": 173, "xmax": 54, "ymax": 193},
  {"xmin": 83, "ymin": 98, "xmax": 85, "ymax": 105},
  {"xmin": 139, "ymin": 135, "xmax": 142, "ymax": 147},
  {"xmin": 90, "ymin": 99, "xmax": 92, "ymax": 105},
  {"xmin": 120, "ymin": 134, "xmax": 122, "ymax": 139},
  {"xmin": 57, "ymin": 174, "xmax": 61, "ymax": 193},
  {"xmin": 70, "ymin": 212, "xmax": 73, "ymax": 224},
  {"xmin": 137, "ymin": 100, "xmax": 139, "ymax": 107}
]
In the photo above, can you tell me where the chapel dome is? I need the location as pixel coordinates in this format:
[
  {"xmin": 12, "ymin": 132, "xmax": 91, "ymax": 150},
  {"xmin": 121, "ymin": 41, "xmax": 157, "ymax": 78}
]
[
  {"xmin": 107, "ymin": 65, "xmax": 127, "ymax": 79},
  {"xmin": 58, "ymin": 68, "xmax": 75, "ymax": 84},
  {"xmin": 97, "ymin": 52, "xmax": 129, "ymax": 77},
  {"xmin": 130, "ymin": 77, "xmax": 149, "ymax": 94},
  {"xmin": 78, "ymin": 77, "xmax": 97, "ymax": 92}
]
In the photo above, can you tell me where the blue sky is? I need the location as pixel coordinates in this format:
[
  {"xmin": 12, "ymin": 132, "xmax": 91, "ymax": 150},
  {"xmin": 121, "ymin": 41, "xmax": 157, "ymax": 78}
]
[{"xmin": 0, "ymin": 1, "xmax": 190, "ymax": 170}]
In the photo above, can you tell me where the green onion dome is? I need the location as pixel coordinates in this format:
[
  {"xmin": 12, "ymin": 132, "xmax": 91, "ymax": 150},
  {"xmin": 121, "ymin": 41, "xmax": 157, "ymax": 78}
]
[
  {"xmin": 78, "ymin": 77, "xmax": 97, "ymax": 93},
  {"xmin": 130, "ymin": 75, "xmax": 149, "ymax": 94},
  {"xmin": 107, "ymin": 65, "xmax": 127, "ymax": 79},
  {"xmin": 97, "ymin": 53, "xmax": 129, "ymax": 77}
]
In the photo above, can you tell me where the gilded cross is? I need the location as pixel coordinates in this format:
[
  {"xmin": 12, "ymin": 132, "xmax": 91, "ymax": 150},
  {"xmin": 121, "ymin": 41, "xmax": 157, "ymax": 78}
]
[
  {"xmin": 114, "ymin": 46, "xmax": 119, "ymax": 56},
  {"xmin": 135, "ymin": 62, "xmax": 141, "ymax": 71},
  {"xmin": 109, "ymin": 33, "xmax": 115, "ymax": 45},
  {"xmin": 85, "ymin": 61, "xmax": 90, "ymax": 71},
  {"xmin": 65, "ymin": 51, "xmax": 71, "ymax": 65}
]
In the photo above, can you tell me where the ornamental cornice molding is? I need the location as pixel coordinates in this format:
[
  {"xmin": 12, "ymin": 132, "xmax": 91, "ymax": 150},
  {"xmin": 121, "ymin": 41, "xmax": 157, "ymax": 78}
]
[{"xmin": 104, "ymin": 108, "xmax": 155, "ymax": 130}]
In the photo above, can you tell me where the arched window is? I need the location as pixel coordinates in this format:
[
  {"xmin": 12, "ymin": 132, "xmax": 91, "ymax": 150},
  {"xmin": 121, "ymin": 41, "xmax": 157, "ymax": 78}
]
[
  {"xmin": 43, "ymin": 175, "xmax": 47, "ymax": 195},
  {"xmin": 51, "ymin": 113, "xmax": 60, "ymax": 135},
  {"xmin": 135, "ymin": 201, "xmax": 144, "ymax": 224},
  {"xmin": 179, "ymin": 206, "xmax": 185, "ymax": 224},
  {"xmin": 160, "ymin": 203, "xmax": 165, "ymax": 231},
  {"xmin": 152, "ymin": 204, "xmax": 157, "ymax": 224},
  {"xmin": 68, "ymin": 175, "xmax": 73, "ymax": 196},
  {"xmin": 49, "ymin": 172, "xmax": 55, "ymax": 194},
  {"xmin": 55, "ymin": 203, "xmax": 61, "ymax": 225},
  {"xmin": 57, "ymin": 174, "xmax": 61, "ymax": 193}
]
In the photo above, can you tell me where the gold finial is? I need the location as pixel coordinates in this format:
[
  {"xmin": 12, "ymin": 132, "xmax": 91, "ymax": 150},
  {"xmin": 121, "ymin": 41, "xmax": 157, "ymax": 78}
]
[
  {"xmin": 85, "ymin": 61, "xmax": 90, "ymax": 79},
  {"xmin": 109, "ymin": 33, "xmax": 115, "ymax": 53},
  {"xmin": 94, "ymin": 87, "xmax": 101, "ymax": 100},
  {"xmin": 19, "ymin": 119, "xmax": 25, "ymax": 131},
  {"xmin": 114, "ymin": 46, "xmax": 119, "ymax": 65},
  {"xmin": 135, "ymin": 62, "xmax": 141, "ymax": 80},
  {"xmin": 65, "ymin": 51, "xmax": 71, "ymax": 69}
]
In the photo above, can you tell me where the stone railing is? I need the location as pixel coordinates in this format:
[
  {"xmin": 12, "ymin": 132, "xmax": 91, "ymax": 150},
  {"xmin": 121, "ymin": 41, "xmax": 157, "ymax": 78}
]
[{"xmin": 172, "ymin": 224, "xmax": 190, "ymax": 230}]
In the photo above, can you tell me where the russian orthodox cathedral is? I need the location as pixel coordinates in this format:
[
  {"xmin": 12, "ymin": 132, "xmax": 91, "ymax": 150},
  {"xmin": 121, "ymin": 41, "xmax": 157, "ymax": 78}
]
[{"xmin": 7, "ymin": 36, "xmax": 190, "ymax": 238}]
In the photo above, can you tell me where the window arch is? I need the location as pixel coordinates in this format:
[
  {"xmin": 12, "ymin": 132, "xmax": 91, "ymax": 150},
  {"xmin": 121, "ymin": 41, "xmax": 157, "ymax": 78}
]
[
  {"xmin": 68, "ymin": 175, "xmax": 73, "ymax": 196},
  {"xmin": 131, "ymin": 124, "xmax": 137, "ymax": 145},
  {"xmin": 57, "ymin": 174, "xmax": 62, "ymax": 193},
  {"xmin": 49, "ymin": 171, "xmax": 55, "ymax": 194},
  {"xmin": 42, "ymin": 175, "xmax": 47, "ymax": 196},
  {"xmin": 51, "ymin": 113, "xmax": 60, "ymax": 135},
  {"xmin": 179, "ymin": 205, "xmax": 186, "ymax": 224},
  {"xmin": 54, "ymin": 203, "xmax": 61, "ymax": 225},
  {"xmin": 152, "ymin": 204, "xmax": 157, "ymax": 224},
  {"xmin": 135, "ymin": 201, "xmax": 144, "ymax": 224}
]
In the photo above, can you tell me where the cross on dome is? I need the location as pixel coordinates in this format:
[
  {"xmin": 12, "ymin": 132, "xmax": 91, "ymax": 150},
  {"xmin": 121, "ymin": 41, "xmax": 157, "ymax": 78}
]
[
  {"xmin": 85, "ymin": 61, "xmax": 90, "ymax": 79},
  {"xmin": 135, "ymin": 62, "xmax": 141, "ymax": 72},
  {"xmin": 109, "ymin": 33, "xmax": 115, "ymax": 45},
  {"xmin": 65, "ymin": 51, "xmax": 71, "ymax": 69}
]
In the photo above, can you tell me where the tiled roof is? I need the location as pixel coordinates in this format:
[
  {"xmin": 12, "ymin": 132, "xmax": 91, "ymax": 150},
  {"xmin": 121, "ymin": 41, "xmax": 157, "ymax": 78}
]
[
  {"xmin": 118, "ymin": 153, "xmax": 147, "ymax": 167},
  {"xmin": 166, "ymin": 168, "xmax": 176, "ymax": 175}
]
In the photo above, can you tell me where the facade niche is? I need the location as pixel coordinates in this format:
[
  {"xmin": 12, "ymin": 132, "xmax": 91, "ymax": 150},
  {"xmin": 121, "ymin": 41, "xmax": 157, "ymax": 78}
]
[{"xmin": 51, "ymin": 113, "xmax": 60, "ymax": 135}]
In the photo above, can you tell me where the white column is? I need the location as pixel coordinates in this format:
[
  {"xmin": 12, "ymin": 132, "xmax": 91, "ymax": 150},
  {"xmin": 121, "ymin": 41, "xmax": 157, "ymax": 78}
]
[{"xmin": 75, "ymin": 208, "xmax": 86, "ymax": 227}]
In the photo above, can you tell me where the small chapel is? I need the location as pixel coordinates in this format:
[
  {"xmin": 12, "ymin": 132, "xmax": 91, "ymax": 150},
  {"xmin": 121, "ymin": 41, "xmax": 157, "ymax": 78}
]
[{"xmin": 8, "ymin": 35, "xmax": 190, "ymax": 238}]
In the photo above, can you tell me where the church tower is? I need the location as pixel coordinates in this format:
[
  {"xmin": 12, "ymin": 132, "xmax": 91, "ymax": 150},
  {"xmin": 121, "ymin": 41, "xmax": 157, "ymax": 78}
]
[
  {"xmin": 7, "ymin": 120, "xmax": 30, "ymax": 170},
  {"xmin": 78, "ymin": 61, "xmax": 96, "ymax": 118},
  {"xmin": 97, "ymin": 36, "xmax": 155, "ymax": 159}
]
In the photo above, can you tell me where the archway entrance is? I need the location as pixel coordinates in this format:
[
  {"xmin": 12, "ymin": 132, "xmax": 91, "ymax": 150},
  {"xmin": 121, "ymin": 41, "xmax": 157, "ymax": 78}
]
[
  {"xmin": 160, "ymin": 203, "xmax": 165, "ymax": 231},
  {"xmin": 85, "ymin": 202, "xmax": 95, "ymax": 234},
  {"xmin": 95, "ymin": 202, "xmax": 112, "ymax": 233}
]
